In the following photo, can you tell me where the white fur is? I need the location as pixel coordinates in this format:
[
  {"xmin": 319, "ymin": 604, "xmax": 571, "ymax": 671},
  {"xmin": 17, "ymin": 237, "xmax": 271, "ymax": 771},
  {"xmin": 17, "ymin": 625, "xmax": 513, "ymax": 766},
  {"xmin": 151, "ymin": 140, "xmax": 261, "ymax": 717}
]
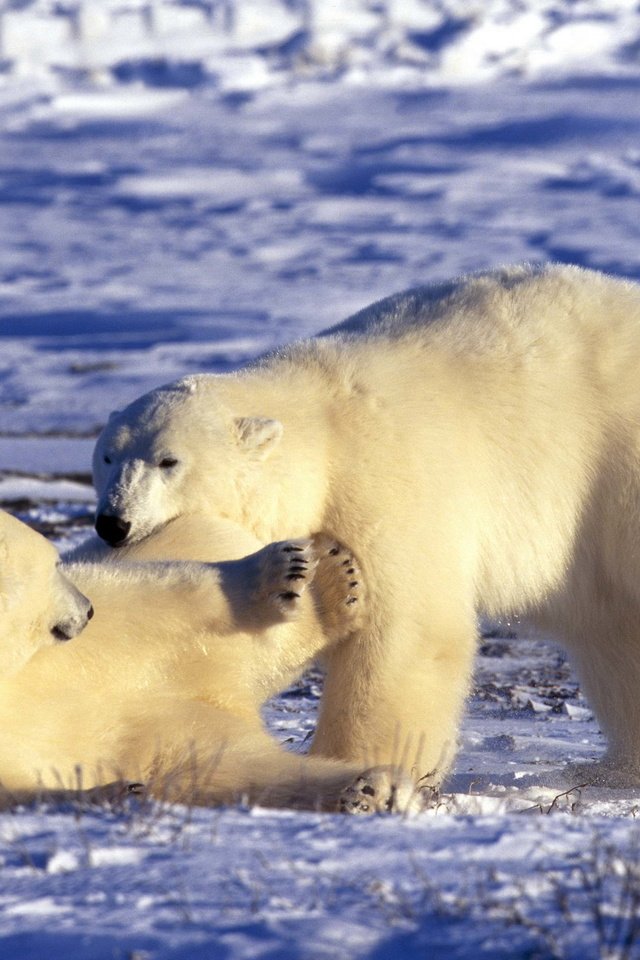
[
  {"xmin": 90, "ymin": 263, "xmax": 640, "ymax": 783},
  {"xmin": 0, "ymin": 510, "xmax": 415, "ymax": 811},
  {"xmin": 0, "ymin": 513, "xmax": 92, "ymax": 676}
]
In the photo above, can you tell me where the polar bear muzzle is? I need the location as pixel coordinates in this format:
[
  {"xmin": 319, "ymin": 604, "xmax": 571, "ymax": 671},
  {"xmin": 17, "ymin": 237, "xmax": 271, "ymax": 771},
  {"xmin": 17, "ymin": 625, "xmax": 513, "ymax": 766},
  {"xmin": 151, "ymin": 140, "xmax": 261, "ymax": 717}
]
[
  {"xmin": 50, "ymin": 570, "xmax": 95, "ymax": 642},
  {"xmin": 95, "ymin": 513, "xmax": 132, "ymax": 547},
  {"xmin": 51, "ymin": 602, "xmax": 94, "ymax": 642}
]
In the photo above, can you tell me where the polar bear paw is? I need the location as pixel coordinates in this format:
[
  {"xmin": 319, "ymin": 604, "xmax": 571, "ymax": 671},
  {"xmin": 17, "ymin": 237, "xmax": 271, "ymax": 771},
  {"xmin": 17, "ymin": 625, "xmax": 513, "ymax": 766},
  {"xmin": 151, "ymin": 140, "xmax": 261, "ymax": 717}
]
[
  {"xmin": 259, "ymin": 539, "xmax": 319, "ymax": 621},
  {"xmin": 312, "ymin": 535, "xmax": 366, "ymax": 640},
  {"xmin": 89, "ymin": 780, "xmax": 145, "ymax": 800},
  {"xmin": 339, "ymin": 766, "xmax": 423, "ymax": 815}
]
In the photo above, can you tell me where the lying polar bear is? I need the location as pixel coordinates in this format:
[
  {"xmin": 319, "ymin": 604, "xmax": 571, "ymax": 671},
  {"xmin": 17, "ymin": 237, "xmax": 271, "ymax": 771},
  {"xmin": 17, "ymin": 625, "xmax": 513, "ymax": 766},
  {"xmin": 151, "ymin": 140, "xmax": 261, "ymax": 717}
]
[
  {"xmin": 0, "ymin": 509, "xmax": 412, "ymax": 812},
  {"xmin": 89, "ymin": 263, "xmax": 640, "ymax": 785}
]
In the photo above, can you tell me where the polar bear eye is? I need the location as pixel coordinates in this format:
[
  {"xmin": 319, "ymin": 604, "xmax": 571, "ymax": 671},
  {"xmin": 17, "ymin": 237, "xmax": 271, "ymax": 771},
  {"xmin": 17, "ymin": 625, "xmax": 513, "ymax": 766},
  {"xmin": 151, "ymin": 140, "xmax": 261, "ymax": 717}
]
[
  {"xmin": 103, "ymin": 455, "xmax": 112, "ymax": 465},
  {"xmin": 159, "ymin": 457, "xmax": 178, "ymax": 469}
]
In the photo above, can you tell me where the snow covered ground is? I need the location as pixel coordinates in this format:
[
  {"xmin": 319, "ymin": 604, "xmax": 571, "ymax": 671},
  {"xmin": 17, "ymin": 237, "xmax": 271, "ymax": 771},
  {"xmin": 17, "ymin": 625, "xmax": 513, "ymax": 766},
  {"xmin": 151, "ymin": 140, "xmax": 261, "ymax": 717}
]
[{"xmin": 2, "ymin": 1, "xmax": 640, "ymax": 957}]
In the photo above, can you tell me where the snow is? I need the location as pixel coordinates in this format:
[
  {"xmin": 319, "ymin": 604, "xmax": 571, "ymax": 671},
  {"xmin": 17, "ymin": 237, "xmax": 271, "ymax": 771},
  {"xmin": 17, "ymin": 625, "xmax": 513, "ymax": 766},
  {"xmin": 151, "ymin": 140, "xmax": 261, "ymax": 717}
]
[
  {"xmin": 50, "ymin": 89, "xmax": 190, "ymax": 118},
  {"xmin": 2, "ymin": 0, "xmax": 640, "ymax": 956}
]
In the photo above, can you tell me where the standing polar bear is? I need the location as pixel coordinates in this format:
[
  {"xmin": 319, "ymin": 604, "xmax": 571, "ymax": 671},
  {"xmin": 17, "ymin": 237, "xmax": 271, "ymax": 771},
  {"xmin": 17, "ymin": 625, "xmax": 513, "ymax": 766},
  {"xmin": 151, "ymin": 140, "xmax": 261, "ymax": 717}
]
[
  {"xmin": 91, "ymin": 263, "xmax": 640, "ymax": 784},
  {"xmin": 1, "ymin": 508, "xmax": 413, "ymax": 811}
]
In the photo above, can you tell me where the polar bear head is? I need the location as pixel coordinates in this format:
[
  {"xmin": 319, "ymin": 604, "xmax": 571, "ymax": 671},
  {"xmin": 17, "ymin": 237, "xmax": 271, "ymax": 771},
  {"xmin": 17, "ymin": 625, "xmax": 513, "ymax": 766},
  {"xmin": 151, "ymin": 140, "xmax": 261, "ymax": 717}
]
[
  {"xmin": 0, "ymin": 511, "xmax": 94, "ymax": 676},
  {"xmin": 93, "ymin": 377, "xmax": 283, "ymax": 547}
]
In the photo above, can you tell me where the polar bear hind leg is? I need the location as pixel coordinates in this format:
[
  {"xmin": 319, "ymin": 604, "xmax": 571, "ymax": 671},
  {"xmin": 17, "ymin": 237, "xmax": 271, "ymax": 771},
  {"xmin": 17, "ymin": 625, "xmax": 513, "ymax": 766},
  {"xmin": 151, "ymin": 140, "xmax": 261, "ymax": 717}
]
[{"xmin": 559, "ymin": 595, "xmax": 640, "ymax": 785}]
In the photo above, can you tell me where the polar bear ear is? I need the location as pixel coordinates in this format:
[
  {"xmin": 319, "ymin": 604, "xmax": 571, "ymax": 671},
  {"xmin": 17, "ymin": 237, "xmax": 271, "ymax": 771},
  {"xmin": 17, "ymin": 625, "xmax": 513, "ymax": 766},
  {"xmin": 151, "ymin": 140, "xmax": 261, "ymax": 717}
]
[
  {"xmin": 107, "ymin": 409, "xmax": 121, "ymax": 423},
  {"xmin": 233, "ymin": 417, "xmax": 283, "ymax": 459}
]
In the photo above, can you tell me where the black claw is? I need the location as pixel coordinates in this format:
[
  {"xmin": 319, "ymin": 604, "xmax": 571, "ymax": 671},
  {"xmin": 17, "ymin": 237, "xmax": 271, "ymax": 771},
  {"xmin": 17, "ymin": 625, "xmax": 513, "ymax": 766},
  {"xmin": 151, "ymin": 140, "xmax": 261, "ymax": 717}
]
[
  {"xmin": 286, "ymin": 573, "xmax": 306, "ymax": 581},
  {"xmin": 361, "ymin": 784, "xmax": 375, "ymax": 797},
  {"xmin": 346, "ymin": 597, "xmax": 358, "ymax": 604},
  {"xmin": 329, "ymin": 547, "xmax": 340, "ymax": 556},
  {"xmin": 346, "ymin": 567, "xmax": 355, "ymax": 574},
  {"xmin": 349, "ymin": 581, "xmax": 358, "ymax": 588},
  {"xmin": 283, "ymin": 546, "xmax": 305, "ymax": 553},
  {"xmin": 279, "ymin": 591, "xmax": 300, "ymax": 601}
]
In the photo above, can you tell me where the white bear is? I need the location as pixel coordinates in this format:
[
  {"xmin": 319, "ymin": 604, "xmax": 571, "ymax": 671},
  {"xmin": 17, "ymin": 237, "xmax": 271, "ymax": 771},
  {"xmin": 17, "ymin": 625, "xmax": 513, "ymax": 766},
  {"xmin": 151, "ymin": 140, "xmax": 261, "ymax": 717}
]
[
  {"xmin": 0, "ymin": 509, "xmax": 415, "ymax": 812},
  {"xmin": 89, "ymin": 263, "xmax": 640, "ymax": 785},
  {"xmin": 0, "ymin": 514, "xmax": 93, "ymax": 677}
]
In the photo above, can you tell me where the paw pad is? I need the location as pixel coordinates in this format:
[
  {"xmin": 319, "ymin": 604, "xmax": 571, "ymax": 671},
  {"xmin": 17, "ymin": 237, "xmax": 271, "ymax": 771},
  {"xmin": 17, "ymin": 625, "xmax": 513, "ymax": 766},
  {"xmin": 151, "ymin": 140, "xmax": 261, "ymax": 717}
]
[
  {"xmin": 278, "ymin": 590, "xmax": 300, "ymax": 601},
  {"xmin": 260, "ymin": 539, "xmax": 318, "ymax": 619},
  {"xmin": 339, "ymin": 768, "xmax": 424, "ymax": 815}
]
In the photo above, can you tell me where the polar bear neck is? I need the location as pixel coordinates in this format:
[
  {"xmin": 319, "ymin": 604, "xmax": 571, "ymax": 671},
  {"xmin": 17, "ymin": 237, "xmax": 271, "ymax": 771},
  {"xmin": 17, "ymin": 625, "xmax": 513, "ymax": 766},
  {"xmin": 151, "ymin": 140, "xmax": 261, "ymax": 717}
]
[
  {"xmin": 214, "ymin": 360, "xmax": 336, "ymax": 542},
  {"xmin": 182, "ymin": 346, "xmax": 397, "ymax": 545}
]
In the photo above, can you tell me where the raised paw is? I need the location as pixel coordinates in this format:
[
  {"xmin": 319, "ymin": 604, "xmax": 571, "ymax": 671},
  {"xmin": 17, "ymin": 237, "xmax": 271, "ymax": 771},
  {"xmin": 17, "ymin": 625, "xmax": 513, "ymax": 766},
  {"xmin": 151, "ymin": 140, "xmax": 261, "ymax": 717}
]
[
  {"xmin": 311, "ymin": 535, "xmax": 366, "ymax": 641},
  {"xmin": 339, "ymin": 766, "xmax": 424, "ymax": 815},
  {"xmin": 259, "ymin": 539, "xmax": 319, "ymax": 621}
]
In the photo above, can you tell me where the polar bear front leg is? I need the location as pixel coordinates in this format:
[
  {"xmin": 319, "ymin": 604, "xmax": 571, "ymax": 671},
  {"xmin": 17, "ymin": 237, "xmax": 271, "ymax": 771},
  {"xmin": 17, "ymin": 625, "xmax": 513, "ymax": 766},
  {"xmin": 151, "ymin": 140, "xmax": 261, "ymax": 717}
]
[
  {"xmin": 310, "ymin": 588, "xmax": 478, "ymax": 784},
  {"xmin": 311, "ymin": 535, "xmax": 366, "ymax": 642}
]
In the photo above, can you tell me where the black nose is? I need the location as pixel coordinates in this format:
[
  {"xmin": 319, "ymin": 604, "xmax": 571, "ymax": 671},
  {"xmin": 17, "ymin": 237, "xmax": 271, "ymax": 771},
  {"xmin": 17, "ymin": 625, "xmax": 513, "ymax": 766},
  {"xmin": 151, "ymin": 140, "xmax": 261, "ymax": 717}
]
[
  {"xmin": 87, "ymin": 605, "xmax": 95, "ymax": 621},
  {"xmin": 95, "ymin": 513, "xmax": 131, "ymax": 546}
]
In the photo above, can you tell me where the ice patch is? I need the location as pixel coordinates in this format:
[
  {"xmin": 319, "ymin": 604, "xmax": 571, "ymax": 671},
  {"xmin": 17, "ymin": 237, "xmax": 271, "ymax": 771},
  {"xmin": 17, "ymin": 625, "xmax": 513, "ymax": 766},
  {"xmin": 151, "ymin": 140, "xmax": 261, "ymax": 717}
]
[
  {"xmin": 0, "ymin": 438, "xmax": 95, "ymax": 476},
  {"xmin": 114, "ymin": 167, "xmax": 305, "ymax": 203},
  {"xmin": 563, "ymin": 702, "xmax": 593, "ymax": 721},
  {"xmin": 89, "ymin": 846, "xmax": 144, "ymax": 867},
  {"xmin": 50, "ymin": 89, "xmax": 189, "ymax": 119},
  {"xmin": 0, "ymin": 476, "xmax": 94, "ymax": 503},
  {"xmin": 6, "ymin": 897, "xmax": 73, "ymax": 917},
  {"xmin": 46, "ymin": 850, "xmax": 80, "ymax": 874}
]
